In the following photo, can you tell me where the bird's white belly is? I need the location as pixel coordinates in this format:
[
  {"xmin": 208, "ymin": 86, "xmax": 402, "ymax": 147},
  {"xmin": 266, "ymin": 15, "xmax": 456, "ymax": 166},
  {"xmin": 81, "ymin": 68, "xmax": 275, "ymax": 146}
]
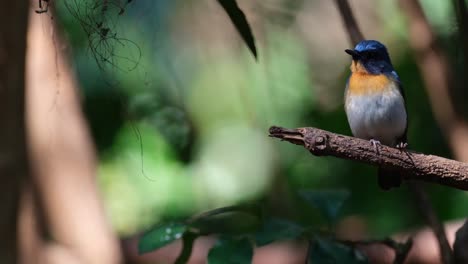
[{"xmin": 345, "ymin": 89, "xmax": 407, "ymax": 146}]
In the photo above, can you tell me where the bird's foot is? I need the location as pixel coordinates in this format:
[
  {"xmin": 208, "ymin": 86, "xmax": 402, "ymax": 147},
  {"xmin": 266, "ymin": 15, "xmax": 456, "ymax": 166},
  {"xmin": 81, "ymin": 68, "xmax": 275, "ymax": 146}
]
[
  {"xmin": 396, "ymin": 142, "xmax": 408, "ymax": 150},
  {"xmin": 370, "ymin": 139, "xmax": 381, "ymax": 153}
]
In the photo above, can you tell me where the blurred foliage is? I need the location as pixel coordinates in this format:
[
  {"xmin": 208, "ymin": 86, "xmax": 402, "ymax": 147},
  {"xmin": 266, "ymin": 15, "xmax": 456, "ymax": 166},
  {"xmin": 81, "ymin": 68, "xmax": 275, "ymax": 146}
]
[
  {"xmin": 54, "ymin": 0, "xmax": 468, "ymax": 256},
  {"xmin": 139, "ymin": 190, "xmax": 373, "ymax": 263},
  {"xmin": 299, "ymin": 189, "xmax": 350, "ymax": 224},
  {"xmin": 208, "ymin": 237, "xmax": 254, "ymax": 264},
  {"xmin": 309, "ymin": 237, "xmax": 368, "ymax": 264},
  {"xmin": 139, "ymin": 222, "xmax": 186, "ymax": 254},
  {"xmin": 254, "ymin": 218, "xmax": 304, "ymax": 246},
  {"xmin": 188, "ymin": 205, "xmax": 262, "ymax": 235}
]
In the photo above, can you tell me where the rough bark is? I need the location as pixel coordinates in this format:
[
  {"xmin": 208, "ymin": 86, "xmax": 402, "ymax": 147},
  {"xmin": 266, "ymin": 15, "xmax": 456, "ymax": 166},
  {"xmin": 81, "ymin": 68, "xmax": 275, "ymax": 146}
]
[{"xmin": 269, "ymin": 126, "xmax": 468, "ymax": 190}]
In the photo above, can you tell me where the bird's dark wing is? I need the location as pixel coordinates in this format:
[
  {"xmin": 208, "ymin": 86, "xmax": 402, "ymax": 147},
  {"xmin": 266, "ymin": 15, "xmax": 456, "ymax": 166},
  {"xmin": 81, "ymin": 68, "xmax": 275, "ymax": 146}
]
[
  {"xmin": 388, "ymin": 70, "xmax": 406, "ymax": 100},
  {"xmin": 387, "ymin": 70, "xmax": 408, "ymax": 145}
]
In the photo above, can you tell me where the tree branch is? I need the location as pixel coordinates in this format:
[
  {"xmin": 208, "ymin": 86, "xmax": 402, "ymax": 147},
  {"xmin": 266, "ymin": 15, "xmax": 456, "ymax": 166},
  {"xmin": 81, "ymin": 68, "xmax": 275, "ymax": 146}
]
[
  {"xmin": 451, "ymin": 0, "xmax": 468, "ymax": 80},
  {"xmin": 407, "ymin": 182, "xmax": 453, "ymax": 264},
  {"xmin": 269, "ymin": 126, "xmax": 468, "ymax": 190},
  {"xmin": 454, "ymin": 219, "xmax": 468, "ymax": 263},
  {"xmin": 333, "ymin": 0, "xmax": 364, "ymax": 46}
]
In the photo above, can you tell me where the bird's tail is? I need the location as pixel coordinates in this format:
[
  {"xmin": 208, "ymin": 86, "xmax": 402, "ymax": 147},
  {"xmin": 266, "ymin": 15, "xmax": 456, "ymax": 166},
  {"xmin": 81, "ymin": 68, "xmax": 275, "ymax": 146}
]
[{"xmin": 377, "ymin": 167, "xmax": 403, "ymax": 190}]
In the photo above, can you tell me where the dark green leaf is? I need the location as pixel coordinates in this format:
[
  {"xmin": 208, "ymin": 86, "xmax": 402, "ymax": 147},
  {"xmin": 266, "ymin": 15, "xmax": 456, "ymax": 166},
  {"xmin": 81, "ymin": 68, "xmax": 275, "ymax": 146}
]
[
  {"xmin": 217, "ymin": 0, "xmax": 257, "ymax": 59},
  {"xmin": 208, "ymin": 237, "xmax": 254, "ymax": 264},
  {"xmin": 138, "ymin": 222, "xmax": 186, "ymax": 254},
  {"xmin": 309, "ymin": 238, "xmax": 368, "ymax": 264},
  {"xmin": 188, "ymin": 205, "xmax": 261, "ymax": 235},
  {"xmin": 255, "ymin": 218, "xmax": 304, "ymax": 246},
  {"xmin": 299, "ymin": 189, "xmax": 350, "ymax": 223}
]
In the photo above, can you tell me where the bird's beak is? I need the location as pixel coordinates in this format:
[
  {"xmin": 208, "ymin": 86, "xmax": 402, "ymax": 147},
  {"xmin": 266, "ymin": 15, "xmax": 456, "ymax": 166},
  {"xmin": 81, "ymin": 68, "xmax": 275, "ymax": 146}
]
[{"xmin": 345, "ymin": 49, "xmax": 360, "ymax": 60}]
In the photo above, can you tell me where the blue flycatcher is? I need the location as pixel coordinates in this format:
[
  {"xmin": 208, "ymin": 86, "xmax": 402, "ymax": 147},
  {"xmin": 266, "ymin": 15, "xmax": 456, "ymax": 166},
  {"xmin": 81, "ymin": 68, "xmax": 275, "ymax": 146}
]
[{"xmin": 344, "ymin": 40, "xmax": 407, "ymax": 190}]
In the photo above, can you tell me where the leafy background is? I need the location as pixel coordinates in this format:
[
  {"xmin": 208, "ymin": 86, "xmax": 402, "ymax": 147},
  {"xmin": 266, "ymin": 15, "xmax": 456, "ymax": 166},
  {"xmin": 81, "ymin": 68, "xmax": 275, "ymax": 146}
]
[{"xmin": 52, "ymin": 0, "xmax": 467, "ymax": 262}]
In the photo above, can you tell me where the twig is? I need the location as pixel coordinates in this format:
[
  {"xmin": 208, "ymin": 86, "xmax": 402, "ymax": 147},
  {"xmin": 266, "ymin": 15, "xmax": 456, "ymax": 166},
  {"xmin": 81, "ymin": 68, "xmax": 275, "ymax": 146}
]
[
  {"xmin": 269, "ymin": 126, "xmax": 468, "ymax": 190},
  {"xmin": 333, "ymin": 0, "xmax": 364, "ymax": 45},
  {"xmin": 35, "ymin": 0, "xmax": 50, "ymax": 14},
  {"xmin": 174, "ymin": 232, "xmax": 198, "ymax": 264},
  {"xmin": 454, "ymin": 219, "xmax": 468, "ymax": 263},
  {"xmin": 407, "ymin": 182, "xmax": 453, "ymax": 264},
  {"xmin": 452, "ymin": 0, "xmax": 468, "ymax": 75}
]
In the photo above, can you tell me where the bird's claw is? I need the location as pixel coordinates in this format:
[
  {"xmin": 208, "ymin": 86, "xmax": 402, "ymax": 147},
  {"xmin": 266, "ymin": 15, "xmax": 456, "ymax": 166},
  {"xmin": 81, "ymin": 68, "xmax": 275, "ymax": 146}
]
[
  {"xmin": 370, "ymin": 139, "xmax": 381, "ymax": 153},
  {"xmin": 396, "ymin": 142, "xmax": 408, "ymax": 149}
]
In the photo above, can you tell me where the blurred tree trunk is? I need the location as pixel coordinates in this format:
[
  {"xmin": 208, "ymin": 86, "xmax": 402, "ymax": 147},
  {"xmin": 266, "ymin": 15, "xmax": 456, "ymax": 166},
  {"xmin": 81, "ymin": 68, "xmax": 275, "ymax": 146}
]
[
  {"xmin": 21, "ymin": 4, "xmax": 122, "ymax": 264},
  {"xmin": 0, "ymin": 1, "xmax": 30, "ymax": 263}
]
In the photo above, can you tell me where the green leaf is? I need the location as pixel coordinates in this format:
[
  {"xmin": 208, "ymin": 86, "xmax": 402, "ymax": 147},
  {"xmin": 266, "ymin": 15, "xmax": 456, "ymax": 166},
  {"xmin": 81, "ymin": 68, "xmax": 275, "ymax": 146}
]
[
  {"xmin": 299, "ymin": 189, "xmax": 350, "ymax": 223},
  {"xmin": 217, "ymin": 0, "xmax": 257, "ymax": 59},
  {"xmin": 208, "ymin": 237, "xmax": 253, "ymax": 264},
  {"xmin": 188, "ymin": 205, "xmax": 261, "ymax": 235},
  {"xmin": 138, "ymin": 222, "xmax": 186, "ymax": 254},
  {"xmin": 309, "ymin": 238, "xmax": 369, "ymax": 264},
  {"xmin": 255, "ymin": 218, "xmax": 304, "ymax": 246}
]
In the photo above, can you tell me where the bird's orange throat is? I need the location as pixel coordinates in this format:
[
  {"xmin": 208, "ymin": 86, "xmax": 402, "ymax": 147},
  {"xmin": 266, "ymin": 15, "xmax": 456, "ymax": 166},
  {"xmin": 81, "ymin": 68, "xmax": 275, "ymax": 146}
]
[{"xmin": 348, "ymin": 70, "xmax": 393, "ymax": 95}]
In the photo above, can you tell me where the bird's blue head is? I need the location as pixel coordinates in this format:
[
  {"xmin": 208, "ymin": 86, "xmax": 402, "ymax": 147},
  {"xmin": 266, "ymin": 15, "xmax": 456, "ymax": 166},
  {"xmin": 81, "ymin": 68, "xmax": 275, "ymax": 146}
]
[{"xmin": 345, "ymin": 40, "xmax": 394, "ymax": 74}]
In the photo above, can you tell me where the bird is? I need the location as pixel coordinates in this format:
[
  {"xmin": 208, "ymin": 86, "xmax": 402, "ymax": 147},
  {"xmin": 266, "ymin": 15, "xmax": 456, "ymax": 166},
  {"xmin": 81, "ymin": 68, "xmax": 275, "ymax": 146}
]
[{"xmin": 344, "ymin": 40, "xmax": 408, "ymax": 190}]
